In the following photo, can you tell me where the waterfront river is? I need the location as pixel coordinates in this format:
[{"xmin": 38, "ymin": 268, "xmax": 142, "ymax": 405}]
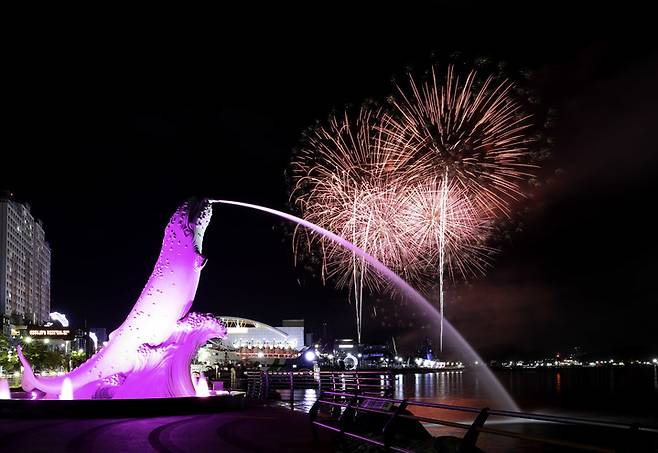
[
  {"xmin": 284, "ymin": 367, "xmax": 658, "ymax": 451},
  {"xmin": 396, "ymin": 367, "xmax": 658, "ymax": 424}
]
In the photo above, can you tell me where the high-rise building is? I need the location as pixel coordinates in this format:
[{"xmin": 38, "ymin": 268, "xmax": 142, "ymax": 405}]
[{"xmin": 0, "ymin": 192, "xmax": 51, "ymax": 329}]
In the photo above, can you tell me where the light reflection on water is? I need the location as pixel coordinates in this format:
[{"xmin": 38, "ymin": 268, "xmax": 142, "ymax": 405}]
[
  {"xmin": 283, "ymin": 368, "xmax": 658, "ymax": 423},
  {"xmin": 278, "ymin": 369, "xmax": 658, "ymax": 451}
]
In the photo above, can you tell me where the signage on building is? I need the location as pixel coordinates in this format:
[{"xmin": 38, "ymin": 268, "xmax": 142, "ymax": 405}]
[{"xmin": 27, "ymin": 326, "xmax": 75, "ymax": 340}]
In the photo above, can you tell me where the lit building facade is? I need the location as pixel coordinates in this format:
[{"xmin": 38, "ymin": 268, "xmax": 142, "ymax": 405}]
[
  {"xmin": 0, "ymin": 193, "xmax": 51, "ymax": 331},
  {"xmin": 194, "ymin": 317, "xmax": 305, "ymax": 368}
]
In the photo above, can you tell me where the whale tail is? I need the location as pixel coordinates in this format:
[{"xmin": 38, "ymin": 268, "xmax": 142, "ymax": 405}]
[{"xmin": 17, "ymin": 345, "xmax": 40, "ymax": 392}]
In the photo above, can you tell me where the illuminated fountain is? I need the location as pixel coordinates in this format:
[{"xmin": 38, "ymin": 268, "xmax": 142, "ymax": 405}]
[
  {"xmin": 195, "ymin": 373, "xmax": 210, "ymax": 397},
  {"xmin": 0, "ymin": 379, "xmax": 10, "ymax": 400},
  {"xmin": 7, "ymin": 197, "xmax": 515, "ymax": 411},
  {"xmin": 59, "ymin": 378, "xmax": 73, "ymax": 400}
]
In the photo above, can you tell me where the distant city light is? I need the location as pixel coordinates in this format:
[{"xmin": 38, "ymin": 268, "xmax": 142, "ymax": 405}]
[
  {"xmin": 24, "ymin": 336, "xmax": 32, "ymax": 344},
  {"xmin": 653, "ymin": 358, "xmax": 658, "ymax": 364},
  {"xmin": 49, "ymin": 312, "xmax": 69, "ymax": 327},
  {"xmin": 304, "ymin": 350, "xmax": 316, "ymax": 362},
  {"xmin": 89, "ymin": 332, "xmax": 98, "ymax": 351},
  {"xmin": 43, "ymin": 338, "xmax": 50, "ymax": 344}
]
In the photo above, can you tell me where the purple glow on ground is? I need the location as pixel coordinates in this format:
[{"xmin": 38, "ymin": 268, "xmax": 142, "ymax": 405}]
[{"xmin": 211, "ymin": 200, "xmax": 518, "ymax": 410}]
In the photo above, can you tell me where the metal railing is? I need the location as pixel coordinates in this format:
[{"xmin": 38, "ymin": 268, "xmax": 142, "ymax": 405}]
[
  {"xmin": 244, "ymin": 370, "xmax": 394, "ymax": 407},
  {"xmin": 309, "ymin": 391, "xmax": 658, "ymax": 452}
]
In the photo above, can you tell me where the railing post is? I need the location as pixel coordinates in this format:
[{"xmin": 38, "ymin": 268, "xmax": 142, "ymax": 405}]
[
  {"xmin": 462, "ymin": 407, "xmax": 489, "ymax": 450},
  {"xmin": 263, "ymin": 370, "xmax": 269, "ymax": 401},
  {"xmin": 382, "ymin": 400, "xmax": 408, "ymax": 450},
  {"xmin": 289, "ymin": 370, "xmax": 294, "ymax": 410},
  {"xmin": 619, "ymin": 423, "xmax": 641, "ymax": 453},
  {"xmin": 338, "ymin": 394, "xmax": 359, "ymax": 440},
  {"xmin": 309, "ymin": 397, "xmax": 322, "ymax": 442}
]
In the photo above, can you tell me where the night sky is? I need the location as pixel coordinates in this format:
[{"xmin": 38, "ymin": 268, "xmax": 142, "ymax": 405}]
[{"xmin": 4, "ymin": 11, "xmax": 657, "ymax": 360}]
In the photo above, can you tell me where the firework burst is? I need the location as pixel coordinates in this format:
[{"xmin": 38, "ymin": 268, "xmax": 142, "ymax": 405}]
[
  {"xmin": 290, "ymin": 64, "xmax": 539, "ymax": 347},
  {"xmin": 290, "ymin": 106, "xmax": 494, "ymax": 343},
  {"xmin": 383, "ymin": 64, "xmax": 537, "ymax": 216},
  {"xmin": 290, "ymin": 108, "xmax": 407, "ymax": 342}
]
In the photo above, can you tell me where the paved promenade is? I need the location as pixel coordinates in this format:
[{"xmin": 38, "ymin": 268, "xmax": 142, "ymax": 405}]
[{"xmin": 0, "ymin": 407, "xmax": 333, "ymax": 453}]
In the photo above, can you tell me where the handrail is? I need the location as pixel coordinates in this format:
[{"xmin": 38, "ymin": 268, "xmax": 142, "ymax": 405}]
[
  {"xmin": 243, "ymin": 369, "xmax": 394, "ymax": 408},
  {"xmin": 321, "ymin": 391, "xmax": 658, "ymax": 433},
  {"xmin": 313, "ymin": 391, "xmax": 657, "ymax": 452}
]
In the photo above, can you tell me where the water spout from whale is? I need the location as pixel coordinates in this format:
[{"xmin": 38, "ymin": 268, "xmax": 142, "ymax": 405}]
[{"xmin": 209, "ymin": 199, "xmax": 518, "ymax": 411}]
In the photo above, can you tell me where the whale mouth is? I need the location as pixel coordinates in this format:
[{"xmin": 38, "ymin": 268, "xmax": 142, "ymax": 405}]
[
  {"xmin": 186, "ymin": 198, "xmax": 213, "ymax": 254},
  {"xmin": 187, "ymin": 198, "xmax": 208, "ymax": 228}
]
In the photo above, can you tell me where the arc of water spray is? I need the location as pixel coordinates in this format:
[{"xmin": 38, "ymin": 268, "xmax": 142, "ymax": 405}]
[{"xmin": 209, "ymin": 199, "xmax": 518, "ymax": 411}]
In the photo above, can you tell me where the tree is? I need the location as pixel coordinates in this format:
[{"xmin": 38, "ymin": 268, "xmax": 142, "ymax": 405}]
[
  {"xmin": 0, "ymin": 333, "xmax": 19, "ymax": 374},
  {"xmin": 21, "ymin": 340, "xmax": 66, "ymax": 373},
  {"xmin": 69, "ymin": 349, "xmax": 87, "ymax": 370}
]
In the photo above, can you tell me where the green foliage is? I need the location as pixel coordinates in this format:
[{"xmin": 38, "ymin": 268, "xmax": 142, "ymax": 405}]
[
  {"xmin": 1, "ymin": 334, "xmax": 89, "ymax": 374},
  {"xmin": 21, "ymin": 339, "xmax": 66, "ymax": 372},
  {"xmin": 0, "ymin": 333, "xmax": 19, "ymax": 373},
  {"xmin": 70, "ymin": 349, "xmax": 87, "ymax": 369}
]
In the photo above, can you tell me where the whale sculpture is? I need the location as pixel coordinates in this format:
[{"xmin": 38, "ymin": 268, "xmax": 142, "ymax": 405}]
[{"xmin": 18, "ymin": 198, "xmax": 227, "ymax": 399}]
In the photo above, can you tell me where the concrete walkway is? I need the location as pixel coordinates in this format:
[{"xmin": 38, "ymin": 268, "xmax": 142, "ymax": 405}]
[{"xmin": 0, "ymin": 407, "xmax": 333, "ymax": 453}]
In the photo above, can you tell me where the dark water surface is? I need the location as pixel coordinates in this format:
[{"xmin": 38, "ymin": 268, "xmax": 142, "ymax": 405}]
[
  {"xmin": 284, "ymin": 367, "xmax": 658, "ymax": 451},
  {"xmin": 395, "ymin": 367, "xmax": 658, "ymax": 424}
]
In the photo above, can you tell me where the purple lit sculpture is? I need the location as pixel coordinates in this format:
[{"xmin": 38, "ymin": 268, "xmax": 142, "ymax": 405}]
[{"xmin": 18, "ymin": 199, "xmax": 227, "ymax": 399}]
